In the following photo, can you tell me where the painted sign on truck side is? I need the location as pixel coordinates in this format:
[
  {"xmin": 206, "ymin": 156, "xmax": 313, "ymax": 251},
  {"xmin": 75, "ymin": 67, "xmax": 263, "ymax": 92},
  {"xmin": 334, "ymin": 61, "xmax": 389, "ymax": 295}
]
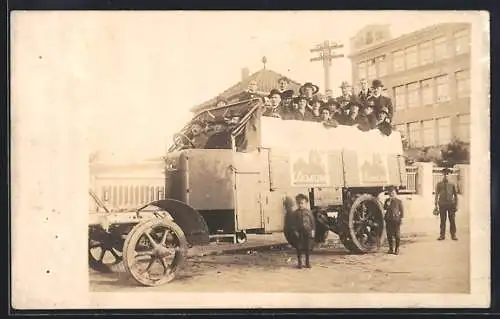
[{"xmin": 290, "ymin": 149, "xmax": 330, "ymax": 187}]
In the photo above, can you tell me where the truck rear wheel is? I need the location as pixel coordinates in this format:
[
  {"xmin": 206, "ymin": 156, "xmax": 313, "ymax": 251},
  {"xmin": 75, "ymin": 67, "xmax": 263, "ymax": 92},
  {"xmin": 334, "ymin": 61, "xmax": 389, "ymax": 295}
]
[{"xmin": 339, "ymin": 194, "xmax": 385, "ymax": 254}]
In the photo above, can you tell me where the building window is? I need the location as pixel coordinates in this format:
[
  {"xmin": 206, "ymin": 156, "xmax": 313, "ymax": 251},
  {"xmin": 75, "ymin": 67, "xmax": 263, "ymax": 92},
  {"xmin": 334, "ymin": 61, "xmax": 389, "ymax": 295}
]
[
  {"xmin": 394, "ymin": 85, "xmax": 407, "ymax": 110},
  {"xmin": 367, "ymin": 58, "xmax": 377, "ymax": 80},
  {"xmin": 421, "ymin": 78, "xmax": 434, "ymax": 106},
  {"xmin": 392, "ymin": 49, "xmax": 405, "ymax": 72},
  {"xmin": 408, "ymin": 121, "xmax": 422, "ymax": 148},
  {"xmin": 377, "ymin": 55, "xmax": 387, "ymax": 77},
  {"xmin": 434, "ymin": 36, "xmax": 449, "ymax": 61},
  {"xmin": 437, "ymin": 117, "xmax": 451, "ymax": 145},
  {"xmin": 456, "ymin": 69, "xmax": 470, "ymax": 99},
  {"xmin": 457, "ymin": 114, "xmax": 470, "ymax": 142},
  {"xmin": 407, "ymin": 82, "xmax": 420, "ymax": 108},
  {"xmin": 436, "ymin": 74, "xmax": 450, "ymax": 103},
  {"xmin": 375, "ymin": 30, "xmax": 384, "ymax": 41},
  {"xmin": 419, "ymin": 40, "xmax": 434, "ymax": 65},
  {"xmin": 422, "ymin": 120, "xmax": 435, "ymax": 146},
  {"xmin": 357, "ymin": 61, "xmax": 367, "ymax": 81},
  {"xmin": 454, "ymin": 29, "xmax": 470, "ymax": 55},
  {"xmin": 405, "ymin": 45, "xmax": 418, "ymax": 69}
]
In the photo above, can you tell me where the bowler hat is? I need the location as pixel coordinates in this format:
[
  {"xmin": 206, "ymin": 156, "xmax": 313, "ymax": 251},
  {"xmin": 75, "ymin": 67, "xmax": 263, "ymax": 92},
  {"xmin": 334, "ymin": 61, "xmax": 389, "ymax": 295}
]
[
  {"xmin": 293, "ymin": 95, "xmax": 308, "ymax": 103},
  {"xmin": 386, "ymin": 185, "xmax": 398, "ymax": 193},
  {"xmin": 299, "ymin": 82, "xmax": 320, "ymax": 95},
  {"xmin": 339, "ymin": 81, "xmax": 351, "ymax": 88},
  {"xmin": 372, "ymin": 79, "xmax": 384, "ymax": 88},
  {"xmin": 442, "ymin": 167, "xmax": 452, "ymax": 174},
  {"xmin": 280, "ymin": 89, "xmax": 294, "ymax": 99},
  {"xmin": 268, "ymin": 89, "xmax": 282, "ymax": 98}
]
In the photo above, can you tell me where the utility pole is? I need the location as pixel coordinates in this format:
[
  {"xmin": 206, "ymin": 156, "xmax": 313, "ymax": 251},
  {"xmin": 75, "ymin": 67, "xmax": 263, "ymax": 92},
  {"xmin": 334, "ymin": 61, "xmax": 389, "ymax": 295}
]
[{"xmin": 310, "ymin": 40, "xmax": 344, "ymax": 93}]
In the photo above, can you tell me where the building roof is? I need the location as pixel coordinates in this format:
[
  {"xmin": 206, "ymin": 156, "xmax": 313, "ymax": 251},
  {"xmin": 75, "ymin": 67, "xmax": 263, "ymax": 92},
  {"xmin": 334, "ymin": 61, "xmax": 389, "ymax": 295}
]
[
  {"xmin": 348, "ymin": 22, "xmax": 471, "ymax": 58},
  {"xmin": 190, "ymin": 67, "xmax": 302, "ymax": 113}
]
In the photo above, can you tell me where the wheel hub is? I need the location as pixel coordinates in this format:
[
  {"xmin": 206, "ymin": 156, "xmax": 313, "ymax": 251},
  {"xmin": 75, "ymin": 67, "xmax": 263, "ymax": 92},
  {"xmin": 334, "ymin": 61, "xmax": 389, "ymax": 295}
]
[{"xmin": 153, "ymin": 245, "xmax": 174, "ymax": 258}]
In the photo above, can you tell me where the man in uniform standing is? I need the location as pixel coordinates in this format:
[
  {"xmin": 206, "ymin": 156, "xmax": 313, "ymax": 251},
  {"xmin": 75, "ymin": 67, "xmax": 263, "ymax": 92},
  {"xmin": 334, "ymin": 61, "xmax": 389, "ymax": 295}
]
[
  {"xmin": 366, "ymin": 79, "xmax": 394, "ymax": 121},
  {"xmin": 435, "ymin": 168, "xmax": 459, "ymax": 241}
]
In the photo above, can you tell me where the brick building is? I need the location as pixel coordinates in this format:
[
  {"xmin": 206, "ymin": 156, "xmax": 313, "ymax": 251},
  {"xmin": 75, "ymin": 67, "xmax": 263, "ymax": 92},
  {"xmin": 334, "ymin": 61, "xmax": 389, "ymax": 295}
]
[{"xmin": 348, "ymin": 23, "xmax": 471, "ymax": 150}]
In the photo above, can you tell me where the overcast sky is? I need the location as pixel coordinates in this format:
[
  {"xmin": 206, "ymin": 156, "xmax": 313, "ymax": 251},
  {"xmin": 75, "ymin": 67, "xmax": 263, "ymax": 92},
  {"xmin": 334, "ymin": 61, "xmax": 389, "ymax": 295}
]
[{"xmin": 13, "ymin": 11, "xmax": 477, "ymax": 163}]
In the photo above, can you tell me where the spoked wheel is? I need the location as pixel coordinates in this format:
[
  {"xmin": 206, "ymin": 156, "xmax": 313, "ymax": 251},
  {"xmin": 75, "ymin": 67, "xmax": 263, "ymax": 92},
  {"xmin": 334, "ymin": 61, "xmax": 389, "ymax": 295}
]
[
  {"xmin": 123, "ymin": 218, "xmax": 188, "ymax": 286},
  {"xmin": 339, "ymin": 194, "xmax": 385, "ymax": 254},
  {"xmin": 88, "ymin": 227, "xmax": 125, "ymax": 273}
]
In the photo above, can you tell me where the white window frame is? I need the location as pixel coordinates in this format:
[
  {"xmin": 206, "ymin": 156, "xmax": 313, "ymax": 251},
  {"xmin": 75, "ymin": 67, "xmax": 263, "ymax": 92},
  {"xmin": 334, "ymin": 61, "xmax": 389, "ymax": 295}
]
[
  {"xmin": 436, "ymin": 74, "xmax": 450, "ymax": 103},
  {"xmin": 407, "ymin": 82, "xmax": 421, "ymax": 108},
  {"xmin": 405, "ymin": 45, "xmax": 418, "ymax": 70}
]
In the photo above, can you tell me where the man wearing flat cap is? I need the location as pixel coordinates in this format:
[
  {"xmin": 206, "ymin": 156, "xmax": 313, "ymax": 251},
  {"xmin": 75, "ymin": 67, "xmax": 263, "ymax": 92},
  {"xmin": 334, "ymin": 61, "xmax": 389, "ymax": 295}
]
[
  {"xmin": 299, "ymin": 82, "xmax": 320, "ymax": 104},
  {"xmin": 187, "ymin": 120, "xmax": 209, "ymax": 149},
  {"xmin": 366, "ymin": 79, "xmax": 394, "ymax": 122},
  {"xmin": 435, "ymin": 167, "xmax": 459, "ymax": 241},
  {"xmin": 291, "ymin": 95, "xmax": 314, "ymax": 121},
  {"xmin": 280, "ymin": 89, "xmax": 295, "ymax": 120},
  {"xmin": 204, "ymin": 117, "xmax": 233, "ymax": 149}
]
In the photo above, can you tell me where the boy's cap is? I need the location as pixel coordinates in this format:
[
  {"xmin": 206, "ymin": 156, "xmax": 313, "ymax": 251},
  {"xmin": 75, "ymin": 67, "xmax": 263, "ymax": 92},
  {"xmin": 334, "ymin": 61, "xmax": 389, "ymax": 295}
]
[{"xmin": 295, "ymin": 193, "xmax": 309, "ymax": 202}]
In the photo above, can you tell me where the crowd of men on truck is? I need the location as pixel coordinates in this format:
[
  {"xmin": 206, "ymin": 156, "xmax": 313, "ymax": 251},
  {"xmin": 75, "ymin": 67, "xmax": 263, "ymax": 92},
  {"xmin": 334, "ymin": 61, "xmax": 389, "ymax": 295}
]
[{"xmin": 181, "ymin": 77, "xmax": 396, "ymax": 150}]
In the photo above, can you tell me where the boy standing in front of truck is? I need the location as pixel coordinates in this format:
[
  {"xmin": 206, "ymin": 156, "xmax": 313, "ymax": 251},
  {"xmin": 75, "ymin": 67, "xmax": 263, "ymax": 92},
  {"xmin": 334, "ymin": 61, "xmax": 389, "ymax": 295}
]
[{"xmin": 285, "ymin": 194, "xmax": 316, "ymax": 269}]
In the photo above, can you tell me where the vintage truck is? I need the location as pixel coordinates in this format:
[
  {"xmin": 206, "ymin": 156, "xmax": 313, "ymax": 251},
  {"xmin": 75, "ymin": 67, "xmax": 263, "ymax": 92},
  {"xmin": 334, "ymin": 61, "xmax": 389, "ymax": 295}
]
[{"xmin": 88, "ymin": 98, "xmax": 407, "ymax": 286}]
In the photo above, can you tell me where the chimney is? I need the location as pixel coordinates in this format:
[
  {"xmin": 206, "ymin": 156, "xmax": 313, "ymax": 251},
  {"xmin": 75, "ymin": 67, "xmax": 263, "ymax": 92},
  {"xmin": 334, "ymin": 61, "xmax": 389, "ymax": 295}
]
[{"xmin": 241, "ymin": 67, "xmax": 250, "ymax": 81}]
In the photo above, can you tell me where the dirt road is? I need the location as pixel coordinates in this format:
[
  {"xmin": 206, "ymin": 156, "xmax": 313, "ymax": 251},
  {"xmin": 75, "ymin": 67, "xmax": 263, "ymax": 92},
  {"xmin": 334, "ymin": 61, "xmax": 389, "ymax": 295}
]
[{"xmin": 90, "ymin": 213, "xmax": 469, "ymax": 293}]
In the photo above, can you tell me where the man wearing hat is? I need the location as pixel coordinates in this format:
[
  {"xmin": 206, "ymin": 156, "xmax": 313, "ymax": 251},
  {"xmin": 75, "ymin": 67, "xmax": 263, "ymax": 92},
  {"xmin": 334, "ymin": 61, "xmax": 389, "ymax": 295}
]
[
  {"xmin": 204, "ymin": 117, "xmax": 233, "ymax": 149},
  {"xmin": 262, "ymin": 89, "xmax": 284, "ymax": 118},
  {"xmin": 277, "ymin": 77, "xmax": 290, "ymax": 94},
  {"xmin": 215, "ymin": 96, "xmax": 228, "ymax": 108},
  {"xmin": 279, "ymin": 89, "xmax": 295, "ymax": 117},
  {"xmin": 187, "ymin": 119, "xmax": 209, "ymax": 149},
  {"xmin": 356, "ymin": 103, "xmax": 378, "ymax": 132},
  {"xmin": 299, "ymin": 82, "xmax": 320, "ymax": 104},
  {"xmin": 366, "ymin": 79, "xmax": 394, "ymax": 121},
  {"xmin": 309, "ymin": 96, "xmax": 324, "ymax": 122},
  {"xmin": 340, "ymin": 100, "xmax": 362, "ymax": 126},
  {"xmin": 376, "ymin": 107, "xmax": 393, "ymax": 136},
  {"xmin": 291, "ymin": 95, "xmax": 314, "ymax": 121},
  {"xmin": 383, "ymin": 186, "xmax": 405, "ymax": 255},
  {"xmin": 435, "ymin": 167, "xmax": 459, "ymax": 241},
  {"xmin": 336, "ymin": 81, "xmax": 357, "ymax": 115}
]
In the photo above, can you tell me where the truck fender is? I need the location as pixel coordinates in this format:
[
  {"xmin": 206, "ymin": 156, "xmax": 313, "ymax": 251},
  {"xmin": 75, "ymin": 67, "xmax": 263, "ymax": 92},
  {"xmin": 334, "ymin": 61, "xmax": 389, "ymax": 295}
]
[{"xmin": 139, "ymin": 199, "xmax": 210, "ymax": 246}]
